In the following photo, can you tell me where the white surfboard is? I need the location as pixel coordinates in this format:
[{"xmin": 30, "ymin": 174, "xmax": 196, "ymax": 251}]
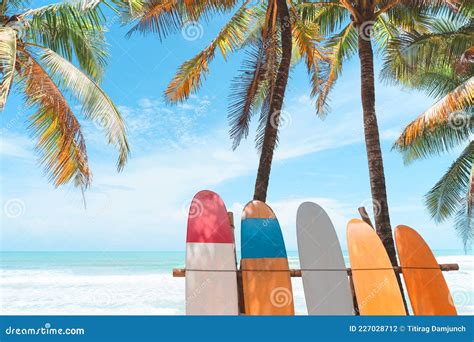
[
  {"xmin": 296, "ymin": 202, "xmax": 354, "ymax": 315},
  {"xmin": 185, "ymin": 190, "xmax": 239, "ymax": 315}
]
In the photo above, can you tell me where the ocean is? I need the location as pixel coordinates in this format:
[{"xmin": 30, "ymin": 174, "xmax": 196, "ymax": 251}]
[{"xmin": 0, "ymin": 251, "xmax": 472, "ymax": 315}]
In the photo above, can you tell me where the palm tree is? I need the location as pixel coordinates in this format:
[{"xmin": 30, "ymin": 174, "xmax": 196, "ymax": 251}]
[
  {"xmin": 299, "ymin": 1, "xmax": 456, "ymax": 310},
  {"xmin": 384, "ymin": 9, "xmax": 473, "ymax": 250},
  {"xmin": 305, "ymin": 0, "xmax": 458, "ymax": 274},
  {"xmin": 0, "ymin": 0, "xmax": 129, "ymax": 190},
  {"xmin": 128, "ymin": 0, "xmax": 327, "ymax": 202}
]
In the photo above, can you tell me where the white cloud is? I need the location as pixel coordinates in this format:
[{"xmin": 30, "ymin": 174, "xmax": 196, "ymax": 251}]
[
  {"xmin": 380, "ymin": 127, "xmax": 403, "ymax": 141},
  {"xmin": 0, "ymin": 132, "xmax": 33, "ymax": 159}
]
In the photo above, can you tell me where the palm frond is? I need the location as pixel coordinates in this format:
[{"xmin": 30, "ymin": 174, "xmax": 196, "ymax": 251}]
[
  {"xmin": 165, "ymin": 2, "xmax": 253, "ymax": 103},
  {"xmin": 126, "ymin": 0, "xmax": 182, "ymax": 38},
  {"xmin": 0, "ymin": 27, "xmax": 16, "ymax": 109},
  {"xmin": 454, "ymin": 194, "xmax": 474, "ymax": 252},
  {"xmin": 290, "ymin": 5, "xmax": 327, "ymax": 113},
  {"xmin": 127, "ymin": 0, "xmax": 240, "ymax": 38},
  {"xmin": 372, "ymin": 12, "xmax": 399, "ymax": 51},
  {"xmin": 21, "ymin": 0, "xmax": 108, "ymax": 80},
  {"xmin": 316, "ymin": 23, "xmax": 357, "ymax": 114},
  {"xmin": 425, "ymin": 141, "xmax": 474, "ymax": 222},
  {"xmin": 381, "ymin": 2, "xmax": 431, "ymax": 32},
  {"xmin": 297, "ymin": 1, "xmax": 348, "ymax": 36},
  {"xmin": 1, "ymin": 0, "xmax": 27, "ymax": 14},
  {"xmin": 31, "ymin": 45, "xmax": 129, "ymax": 170},
  {"xmin": 17, "ymin": 48, "xmax": 91, "ymax": 188},
  {"xmin": 228, "ymin": 38, "xmax": 267, "ymax": 150},
  {"xmin": 383, "ymin": 17, "xmax": 474, "ymax": 84},
  {"xmin": 110, "ymin": 0, "xmax": 145, "ymax": 19},
  {"xmin": 394, "ymin": 76, "xmax": 474, "ymax": 161}
]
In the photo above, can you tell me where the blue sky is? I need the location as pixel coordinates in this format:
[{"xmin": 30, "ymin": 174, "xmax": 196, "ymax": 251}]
[{"xmin": 0, "ymin": 5, "xmax": 463, "ymax": 251}]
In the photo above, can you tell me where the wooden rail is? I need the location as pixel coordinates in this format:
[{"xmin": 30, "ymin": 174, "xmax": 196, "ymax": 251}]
[{"xmin": 173, "ymin": 264, "xmax": 459, "ymax": 277}]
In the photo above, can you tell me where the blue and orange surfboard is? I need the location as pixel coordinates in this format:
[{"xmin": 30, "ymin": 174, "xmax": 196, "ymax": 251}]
[{"xmin": 240, "ymin": 200, "xmax": 294, "ymax": 315}]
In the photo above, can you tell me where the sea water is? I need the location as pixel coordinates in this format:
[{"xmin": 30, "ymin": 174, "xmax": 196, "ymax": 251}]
[{"xmin": 0, "ymin": 251, "xmax": 472, "ymax": 315}]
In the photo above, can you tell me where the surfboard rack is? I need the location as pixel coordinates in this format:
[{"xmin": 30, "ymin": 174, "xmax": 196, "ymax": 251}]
[
  {"xmin": 172, "ymin": 263, "xmax": 459, "ymax": 277},
  {"xmin": 177, "ymin": 210, "xmax": 460, "ymax": 315}
]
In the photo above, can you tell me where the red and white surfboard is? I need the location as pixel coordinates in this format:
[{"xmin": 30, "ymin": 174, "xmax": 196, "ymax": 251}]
[{"xmin": 185, "ymin": 190, "xmax": 239, "ymax": 315}]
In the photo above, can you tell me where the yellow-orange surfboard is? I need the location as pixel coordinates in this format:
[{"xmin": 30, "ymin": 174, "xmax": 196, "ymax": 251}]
[
  {"xmin": 395, "ymin": 225, "xmax": 457, "ymax": 315},
  {"xmin": 240, "ymin": 201, "xmax": 294, "ymax": 315},
  {"xmin": 347, "ymin": 219, "xmax": 406, "ymax": 315}
]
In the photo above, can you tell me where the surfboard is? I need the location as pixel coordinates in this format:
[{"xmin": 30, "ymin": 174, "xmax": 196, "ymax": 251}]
[
  {"xmin": 347, "ymin": 219, "xmax": 405, "ymax": 315},
  {"xmin": 185, "ymin": 190, "xmax": 239, "ymax": 315},
  {"xmin": 296, "ymin": 202, "xmax": 353, "ymax": 315},
  {"xmin": 240, "ymin": 200, "xmax": 294, "ymax": 315},
  {"xmin": 395, "ymin": 225, "xmax": 457, "ymax": 315}
]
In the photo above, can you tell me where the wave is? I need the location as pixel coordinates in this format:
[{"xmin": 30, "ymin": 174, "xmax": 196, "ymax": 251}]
[{"xmin": 0, "ymin": 255, "xmax": 472, "ymax": 315}]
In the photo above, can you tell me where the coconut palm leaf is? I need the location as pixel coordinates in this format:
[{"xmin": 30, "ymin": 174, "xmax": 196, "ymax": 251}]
[
  {"xmin": 126, "ymin": 0, "xmax": 183, "ymax": 38},
  {"xmin": 17, "ymin": 48, "xmax": 91, "ymax": 188},
  {"xmin": 0, "ymin": 0, "xmax": 127, "ymax": 190},
  {"xmin": 0, "ymin": 27, "xmax": 16, "ymax": 109},
  {"xmin": 165, "ymin": 2, "xmax": 253, "ymax": 103},
  {"xmin": 30, "ymin": 45, "xmax": 129, "ymax": 170},
  {"xmin": 21, "ymin": 0, "xmax": 108, "ymax": 79},
  {"xmin": 228, "ymin": 38, "xmax": 268, "ymax": 150},
  {"xmin": 425, "ymin": 141, "xmax": 474, "ymax": 222},
  {"xmin": 290, "ymin": 5, "xmax": 326, "ymax": 105},
  {"xmin": 453, "ymin": 157, "xmax": 474, "ymax": 251},
  {"xmin": 297, "ymin": 1, "xmax": 348, "ymax": 36},
  {"xmin": 383, "ymin": 17, "xmax": 474, "ymax": 85},
  {"xmin": 127, "ymin": 0, "xmax": 240, "ymax": 38},
  {"xmin": 372, "ymin": 13, "xmax": 401, "ymax": 50},
  {"xmin": 1, "ymin": 0, "xmax": 26, "ymax": 14},
  {"xmin": 316, "ymin": 22, "xmax": 357, "ymax": 114},
  {"xmin": 394, "ymin": 77, "xmax": 474, "ymax": 161},
  {"xmin": 454, "ymin": 200, "xmax": 474, "ymax": 251}
]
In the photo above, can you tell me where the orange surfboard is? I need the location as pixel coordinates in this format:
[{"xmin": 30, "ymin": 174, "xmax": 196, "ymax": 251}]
[
  {"xmin": 240, "ymin": 201, "xmax": 294, "ymax": 315},
  {"xmin": 395, "ymin": 225, "xmax": 457, "ymax": 315},
  {"xmin": 347, "ymin": 219, "xmax": 406, "ymax": 315}
]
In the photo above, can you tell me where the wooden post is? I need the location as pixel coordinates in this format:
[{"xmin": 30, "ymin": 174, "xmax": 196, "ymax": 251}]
[
  {"xmin": 358, "ymin": 206, "xmax": 374, "ymax": 229},
  {"xmin": 348, "ymin": 273, "xmax": 360, "ymax": 315}
]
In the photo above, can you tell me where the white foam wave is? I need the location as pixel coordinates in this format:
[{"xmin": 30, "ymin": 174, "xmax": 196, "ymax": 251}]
[
  {"xmin": 0, "ymin": 270, "xmax": 184, "ymax": 315},
  {"xmin": 1, "ymin": 255, "xmax": 472, "ymax": 315}
]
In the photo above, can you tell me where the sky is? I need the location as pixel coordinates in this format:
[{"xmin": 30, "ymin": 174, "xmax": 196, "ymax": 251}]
[{"xmin": 0, "ymin": 4, "xmax": 465, "ymax": 252}]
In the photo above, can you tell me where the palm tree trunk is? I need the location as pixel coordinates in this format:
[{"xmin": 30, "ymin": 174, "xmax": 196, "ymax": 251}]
[
  {"xmin": 253, "ymin": 0, "xmax": 292, "ymax": 202},
  {"xmin": 357, "ymin": 26, "xmax": 409, "ymax": 312}
]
